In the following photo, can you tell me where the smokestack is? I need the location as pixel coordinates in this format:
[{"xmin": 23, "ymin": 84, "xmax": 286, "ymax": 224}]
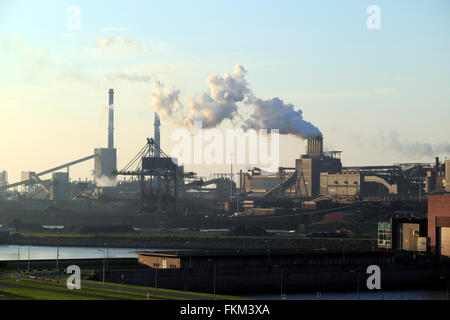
[
  {"xmin": 436, "ymin": 157, "xmax": 440, "ymax": 176},
  {"xmin": 307, "ymin": 136, "xmax": 323, "ymax": 158},
  {"xmin": 108, "ymin": 89, "xmax": 114, "ymax": 149},
  {"xmin": 154, "ymin": 112, "xmax": 161, "ymax": 157}
]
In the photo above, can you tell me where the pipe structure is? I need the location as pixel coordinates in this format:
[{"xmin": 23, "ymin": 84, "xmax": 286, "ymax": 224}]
[{"xmin": 4, "ymin": 154, "xmax": 96, "ymax": 189}]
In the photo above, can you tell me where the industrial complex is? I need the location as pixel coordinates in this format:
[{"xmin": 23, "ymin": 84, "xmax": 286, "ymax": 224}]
[
  {"xmin": 1, "ymin": 89, "xmax": 450, "ymax": 296},
  {"xmin": 1, "ymin": 90, "xmax": 448, "ymax": 210}
]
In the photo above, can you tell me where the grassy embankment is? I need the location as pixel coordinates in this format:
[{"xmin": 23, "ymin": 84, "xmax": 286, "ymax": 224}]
[{"xmin": 0, "ymin": 270, "xmax": 244, "ymax": 300}]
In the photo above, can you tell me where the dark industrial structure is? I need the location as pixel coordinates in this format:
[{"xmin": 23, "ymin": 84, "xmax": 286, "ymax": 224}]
[
  {"xmin": 240, "ymin": 136, "xmax": 398, "ymax": 205},
  {"xmin": 239, "ymin": 137, "xmax": 447, "ymax": 209},
  {"xmin": 0, "ymin": 89, "xmax": 449, "ymax": 228}
]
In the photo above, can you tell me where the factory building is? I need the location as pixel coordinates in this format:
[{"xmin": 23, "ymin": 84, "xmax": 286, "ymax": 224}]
[
  {"xmin": 240, "ymin": 137, "xmax": 342, "ymax": 198},
  {"xmin": 295, "ymin": 136, "xmax": 342, "ymax": 198},
  {"xmin": 49, "ymin": 172, "xmax": 70, "ymax": 201},
  {"xmin": 320, "ymin": 173, "xmax": 360, "ymax": 197},
  {"xmin": 427, "ymin": 194, "xmax": 450, "ymax": 257},
  {"xmin": 240, "ymin": 136, "xmax": 397, "ymax": 200},
  {"xmin": 424, "ymin": 157, "xmax": 446, "ymax": 193},
  {"xmin": 94, "ymin": 148, "xmax": 117, "ymax": 179},
  {"xmin": 135, "ymin": 251, "xmax": 181, "ymax": 269}
]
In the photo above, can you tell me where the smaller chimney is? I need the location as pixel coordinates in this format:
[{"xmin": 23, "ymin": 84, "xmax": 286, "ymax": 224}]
[
  {"xmin": 154, "ymin": 112, "xmax": 161, "ymax": 157},
  {"xmin": 436, "ymin": 157, "xmax": 439, "ymax": 176}
]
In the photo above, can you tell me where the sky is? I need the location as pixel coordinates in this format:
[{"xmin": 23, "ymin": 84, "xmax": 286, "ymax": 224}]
[{"xmin": 0, "ymin": 0, "xmax": 449, "ymax": 183}]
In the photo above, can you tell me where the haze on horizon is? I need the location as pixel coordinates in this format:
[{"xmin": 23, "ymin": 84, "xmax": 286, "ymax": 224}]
[{"xmin": 0, "ymin": 0, "xmax": 449, "ymax": 183}]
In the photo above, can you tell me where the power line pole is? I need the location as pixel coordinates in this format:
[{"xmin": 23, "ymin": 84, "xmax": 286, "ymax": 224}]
[
  {"xmin": 17, "ymin": 247, "xmax": 20, "ymax": 275},
  {"xmin": 56, "ymin": 232, "xmax": 59, "ymax": 269},
  {"xmin": 213, "ymin": 261, "xmax": 216, "ymax": 300},
  {"xmin": 155, "ymin": 257, "xmax": 158, "ymax": 292},
  {"xmin": 280, "ymin": 268, "xmax": 283, "ymax": 300}
]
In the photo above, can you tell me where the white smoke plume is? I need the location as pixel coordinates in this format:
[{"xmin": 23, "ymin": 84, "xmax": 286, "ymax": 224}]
[
  {"xmin": 151, "ymin": 80, "xmax": 184, "ymax": 120},
  {"xmin": 95, "ymin": 175, "xmax": 118, "ymax": 187},
  {"xmin": 152, "ymin": 65, "xmax": 248, "ymax": 132},
  {"xmin": 207, "ymin": 64, "xmax": 249, "ymax": 103},
  {"xmin": 243, "ymin": 95, "xmax": 322, "ymax": 138},
  {"xmin": 151, "ymin": 65, "xmax": 321, "ymax": 139},
  {"xmin": 107, "ymin": 72, "xmax": 151, "ymax": 82},
  {"xmin": 380, "ymin": 132, "xmax": 450, "ymax": 159}
]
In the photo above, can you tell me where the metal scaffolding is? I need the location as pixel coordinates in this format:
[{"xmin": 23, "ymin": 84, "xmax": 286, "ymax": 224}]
[{"xmin": 114, "ymin": 138, "xmax": 179, "ymax": 215}]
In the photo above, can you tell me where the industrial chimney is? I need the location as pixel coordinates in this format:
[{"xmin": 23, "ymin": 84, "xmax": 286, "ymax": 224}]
[
  {"xmin": 307, "ymin": 136, "xmax": 323, "ymax": 158},
  {"xmin": 108, "ymin": 89, "xmax": 114, "ymax": 149},
  {"xmin": 93, "ymin": 89, "xmax": 117, "ymax": 181},
  {"xmin": 154, "ymin": 112, "xmax": 161, "ymax": 157}
]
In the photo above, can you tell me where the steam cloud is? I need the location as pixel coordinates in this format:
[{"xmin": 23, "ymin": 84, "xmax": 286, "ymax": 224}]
[
  {"xmin": 151, "ymin": 65, "xmax": 321, "ymax": 139},
  {"xmin": 243, "ymin": 96, "xmax": 322, "ymax": 138},
  {"xmin": 381, "ymin": 132, "xmax": 450, "ymax": 159},
  {"xmin": 95, "ymin": 175, "xmax": 118, "ymax": 187},
  {"xmin": 107, "ymin": 72, "xmax": 151, "ymax": 82}
]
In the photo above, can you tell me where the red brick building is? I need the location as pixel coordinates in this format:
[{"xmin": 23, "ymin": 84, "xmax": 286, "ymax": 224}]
[
  {"xmin": 428, "ymin": 195, "xmax": 450, "ymax": 256},
  {"xmin": 134, "ymin": 252, "xmax": 181, "ymax": 269}
]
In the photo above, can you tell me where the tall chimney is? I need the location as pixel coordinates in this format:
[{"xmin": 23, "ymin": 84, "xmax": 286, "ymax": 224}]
[
  {"xmin": 154, "ymin": 112, "xmax": 161, "ymax": 157},
  {"xmin": 108, "ymin": 89, "xmax": 114, "ymax": 149}
]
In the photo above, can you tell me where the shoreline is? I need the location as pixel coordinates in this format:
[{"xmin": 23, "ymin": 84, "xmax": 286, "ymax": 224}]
[{"xmin": 0, "ymin": 232, "xmax": 377, "ymax": 252}]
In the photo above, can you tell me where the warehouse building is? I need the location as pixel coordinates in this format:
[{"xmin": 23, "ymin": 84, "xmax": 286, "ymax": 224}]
[
  {"xmin": 240, "ymin": 136, "xmax": 397, "ymax": 200},
  {"xmin": 428, "ymin": 194, "xmax": 450, "ymax": 257}
]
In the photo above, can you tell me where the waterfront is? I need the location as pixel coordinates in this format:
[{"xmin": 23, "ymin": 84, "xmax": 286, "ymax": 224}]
[
  {"xmin": 0, "ymin": 245, "xmax": 448, "ymax": 300},
  {"xmin": 0, "ymin": 245, "xmax": 163, "ymax": 261}
]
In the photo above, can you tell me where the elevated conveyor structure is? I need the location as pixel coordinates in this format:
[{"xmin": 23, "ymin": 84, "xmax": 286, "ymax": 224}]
[
  {"xmin": 4, "ymin": 154, "xmax": 96, "ymax": 189},
  {"xmin": 364, "ymin": 176, "xmax": 398, "ymax": 194}
]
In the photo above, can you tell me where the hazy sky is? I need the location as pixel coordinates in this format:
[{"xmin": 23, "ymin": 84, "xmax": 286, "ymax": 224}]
[{"xmin": 1, "ymin": 0, "xmax": 449, "ymax": 183}]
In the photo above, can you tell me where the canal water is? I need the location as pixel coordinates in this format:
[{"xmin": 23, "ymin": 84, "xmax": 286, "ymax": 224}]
[{"xmin": 0, "ymin": 245, "xmax": 167, "ymax": 261}]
